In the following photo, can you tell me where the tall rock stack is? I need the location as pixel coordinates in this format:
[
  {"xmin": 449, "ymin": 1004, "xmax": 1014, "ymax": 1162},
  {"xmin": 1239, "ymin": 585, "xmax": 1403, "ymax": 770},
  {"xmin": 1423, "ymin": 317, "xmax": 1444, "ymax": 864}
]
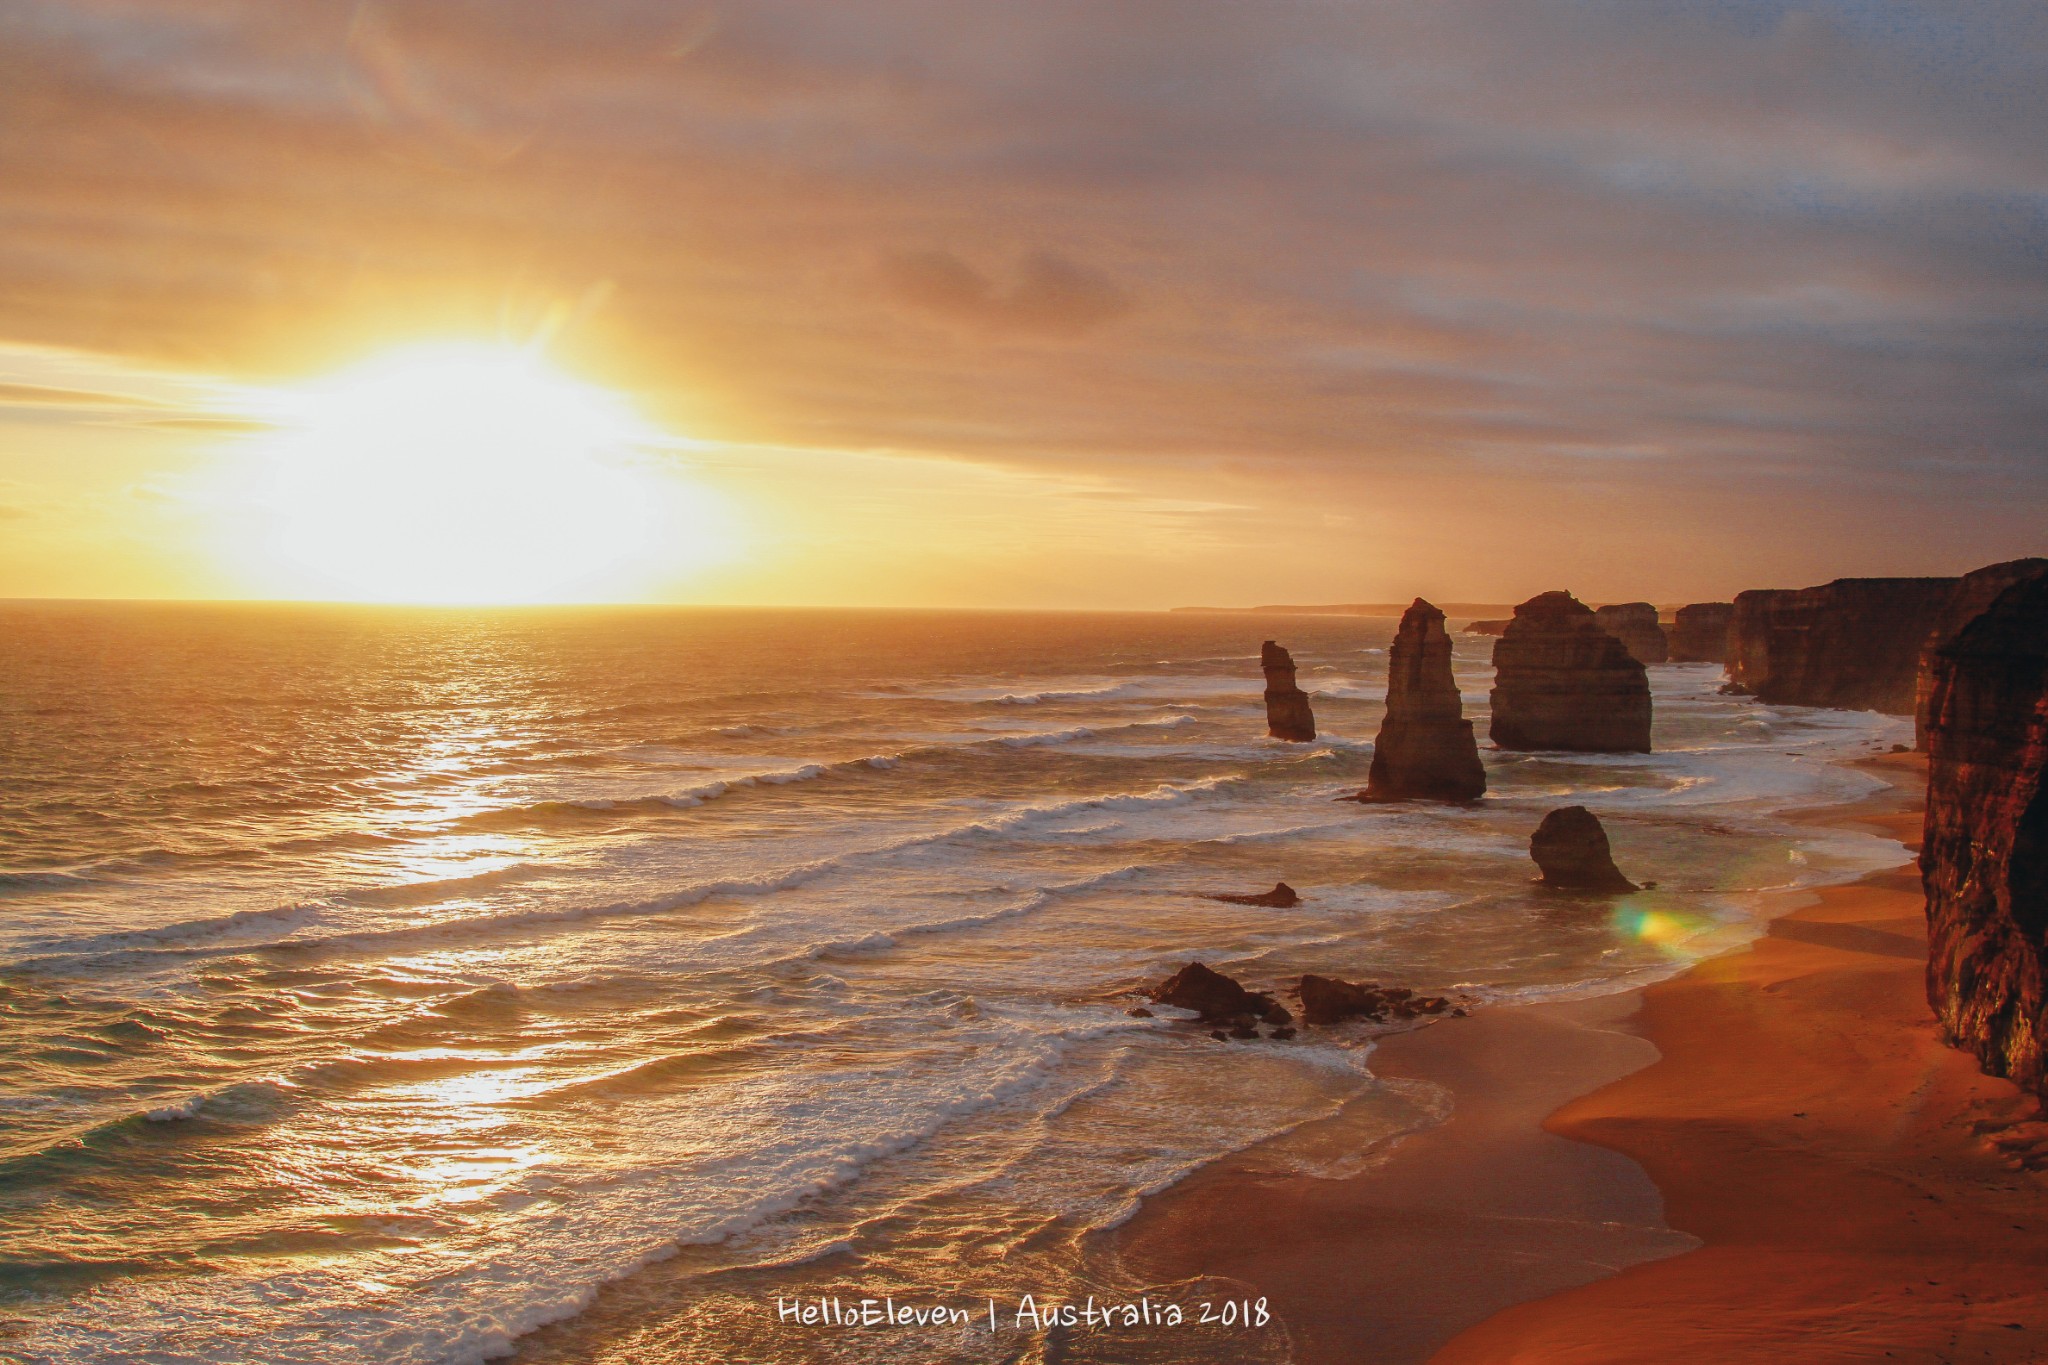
[
  {"xmin": 1668, "ymin": 602, "xmax": 1734, "ymax": 663},
  {"xmin": 1362, "ymin": 598, "xmax": 1486, "ymax": 802},
  {"xmin": 1915, "ymin": 558, "xmax": 2048, "ymax": 749},
  {"xmin": 1921, "ymin": 574, "xmax": 2048, "ymax": 1102},
  {"xmin": 1261, "ymin": 640, "xmax": 1316, "ymax": 742},
  {"xmin": 1593, "ymin": 602, "xmax": 1670, "ymax": 664},
  {"xmin": 1489, "ymin": 591, "xmax": 1653, "ymax": 753},
  {"xmin": 1724, "ymin": 577, "xmax": 1956, "ymax": 713}
]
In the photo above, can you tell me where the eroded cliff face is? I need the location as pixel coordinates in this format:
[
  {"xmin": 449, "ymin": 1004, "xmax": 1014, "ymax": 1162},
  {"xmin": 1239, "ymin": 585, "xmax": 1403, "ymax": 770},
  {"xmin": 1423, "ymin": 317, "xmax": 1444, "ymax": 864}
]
[
  {"xmin": 1362, "ymin": 598, "xmax": 1486, "ymax": 802},
  {"xmin": 1668, "ymin": 602, "xmax": 1734, "ymax": 664},
  {"xmin": 1489, "ymin": 591, "xmax": 1652, "ymax": 753},
  {"xmin": 1724, "ymin": 577, "xmax": 1956, "ymax": 713},
  {"xmin": 1922, "ymin": 574, "xmax": 2048, "ymax": 1101},
  {"xmin": 1261, "ymin": 640, "xmax": 1316, "ymax": 742},
  {"xmin": 1915, "ymin": 559, "xmax": 2048, "ymax": 749},
  {"xmin": 1593, "ymin": 602, "xmax": 1669, "ymax": 665}
]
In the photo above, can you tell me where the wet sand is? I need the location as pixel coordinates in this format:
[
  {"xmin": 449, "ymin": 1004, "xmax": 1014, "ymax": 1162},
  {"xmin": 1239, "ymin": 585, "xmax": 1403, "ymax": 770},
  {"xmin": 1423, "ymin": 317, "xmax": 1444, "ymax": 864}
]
[{"xmin": 1118, "ymin": 753, "xmax": 2048, "ymax": 1363}]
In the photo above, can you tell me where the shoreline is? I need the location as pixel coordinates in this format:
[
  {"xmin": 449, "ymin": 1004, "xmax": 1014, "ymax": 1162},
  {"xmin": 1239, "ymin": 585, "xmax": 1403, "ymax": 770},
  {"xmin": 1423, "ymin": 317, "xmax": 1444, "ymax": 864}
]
[{"xmin": 1117, "ymin": 749, "xmax": 2048, "ymax": 1363}]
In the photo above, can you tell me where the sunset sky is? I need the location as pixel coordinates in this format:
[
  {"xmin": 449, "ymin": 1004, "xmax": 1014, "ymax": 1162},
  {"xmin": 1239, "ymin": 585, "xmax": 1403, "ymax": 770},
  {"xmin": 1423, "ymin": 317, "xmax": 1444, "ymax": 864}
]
[{"xmin": 2, "ymin": 1, "xmax": 2044, "ymax": 607}]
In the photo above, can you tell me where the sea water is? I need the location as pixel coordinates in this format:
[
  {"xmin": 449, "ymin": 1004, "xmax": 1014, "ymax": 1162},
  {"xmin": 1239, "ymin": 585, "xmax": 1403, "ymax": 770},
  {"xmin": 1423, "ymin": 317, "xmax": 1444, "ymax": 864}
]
[{"xmin": 0, "ymin": 604, "xmax": 1909, "ymax": 1364}]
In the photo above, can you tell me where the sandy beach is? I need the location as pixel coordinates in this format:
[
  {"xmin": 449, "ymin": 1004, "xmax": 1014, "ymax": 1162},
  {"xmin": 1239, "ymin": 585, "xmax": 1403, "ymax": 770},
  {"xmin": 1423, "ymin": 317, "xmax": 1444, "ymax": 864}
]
[{"xmin": 1119, "ymin": 751, "xmax": 2048, "ymax": 1363}]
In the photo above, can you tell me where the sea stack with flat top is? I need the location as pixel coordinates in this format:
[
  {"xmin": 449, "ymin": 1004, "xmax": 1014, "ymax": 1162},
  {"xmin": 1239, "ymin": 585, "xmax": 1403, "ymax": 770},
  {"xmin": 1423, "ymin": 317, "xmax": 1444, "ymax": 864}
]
[
  {"xmin": 1261, "ymin": 640, "xmax": 1316, "ymax": 741},
  {"xmin": 1593, "ymin": 602, "xmax": 1669, "ymax": 665},
  {"xmin": 1921, "ymin": 573, "xmax": 2048, "ymax": 1101},
  {"xmin": 1489, "ymin": 591, "xmax": 1652, "ymax": 752},
  {"xmin": 1362, "ymin": 598, "xmax": 1486, "ymax": 802}
]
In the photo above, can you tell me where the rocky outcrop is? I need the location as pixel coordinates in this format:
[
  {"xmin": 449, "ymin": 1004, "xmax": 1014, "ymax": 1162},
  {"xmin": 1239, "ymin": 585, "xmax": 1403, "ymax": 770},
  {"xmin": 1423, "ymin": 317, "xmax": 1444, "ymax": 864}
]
[
  {"xmin": 1297, "ymin": 975, "xmax": 1451, "ymax": 1025},
  {"xmin": 1261, "ymin": 640, "xmax": 1316, "ymax": 742},
  {"xmin": 1921, "ymin": 574, "xmax": 2048, "ymax": 1101},
  {"xmin": 1668, "ymin": 602, "xmax": 1735, "ymax": 663},
  {"xmin": 1530, "ymin": 806, "xmax": 1638, "ymax": 892},
  {"xmin": 1915, "ymin": 559, "xmax": 2048, "ymax": 749},
  {"xmin": 1208, "ymin": 882, "xmax": 1301, "ymax": 908},
  {"xmin": 1489, "ymin": 592, "xmax": 1653, "ymax": 752},
  {"xmin": 1724, "ymin": 577, "xmax": 1956, "ymax": 713},
  {"xmin": 1463, "ymin": 619, "xmax": 1511, "ymax": 636},
  {"xmin": 1150, "ymin": 962, "xmax": 1292, "ymax": 1025},
  {"xmin": 1361, "ymin": 598, "xmax": 1486, "ymax": 803},
  {"xmin": 1594, "ymin": 602, "xmax": 1670, "ymax": 665}
]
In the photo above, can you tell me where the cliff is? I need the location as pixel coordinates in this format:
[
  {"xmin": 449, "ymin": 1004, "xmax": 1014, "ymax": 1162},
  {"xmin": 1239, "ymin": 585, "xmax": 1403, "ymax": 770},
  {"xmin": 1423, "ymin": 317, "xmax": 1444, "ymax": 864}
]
[
  {"xmin": 1592, "ymin": 602, "xmax": 1669, "ymax": 665},
  {"xmin": 1261, "ymin": 640, "xmax": 1316, "ymax": 742},
  {"xmin": 1362, "ymin": 598, "xmax": 1486, "ymax": 802},
  {"xmin": 1489, "ymin": 591, "xmax": 1653, "ymax": 753},
  {"xmin": 1915, "ymin": 559, "xmax": 2048, "ymax": 749},
  {"xmin": 1667, "ymin": 602, "xmax": 1734, "ymax": 664},
  {"xmin": 1724, "ymin": 577, "xmax": 1956, "ymax": 714},
  {"xmin": 1921, "ymin": 573, "xmax": 2048, "ymax": 1101}
]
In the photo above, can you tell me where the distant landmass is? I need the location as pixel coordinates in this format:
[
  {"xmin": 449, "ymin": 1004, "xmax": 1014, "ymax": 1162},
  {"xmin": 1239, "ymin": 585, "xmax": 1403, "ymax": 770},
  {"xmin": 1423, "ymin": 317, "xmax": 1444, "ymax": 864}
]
[{"xmin": 1170, "ymin": 602, "xmax": 1516, "ymax": 618}]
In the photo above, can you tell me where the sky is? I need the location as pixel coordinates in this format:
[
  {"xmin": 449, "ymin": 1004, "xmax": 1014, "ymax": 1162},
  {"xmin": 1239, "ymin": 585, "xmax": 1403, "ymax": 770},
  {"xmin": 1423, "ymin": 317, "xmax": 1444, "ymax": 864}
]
[{"xmin": 2, "ymin": 0, "xmax": 2045, "ymax": 607}]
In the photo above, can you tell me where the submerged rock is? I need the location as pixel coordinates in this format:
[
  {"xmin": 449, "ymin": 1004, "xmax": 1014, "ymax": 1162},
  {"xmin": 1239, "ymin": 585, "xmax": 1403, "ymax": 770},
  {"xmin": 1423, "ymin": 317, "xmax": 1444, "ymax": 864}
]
[
  {"xmin": 1594, "ymin": 602, "xmax": 1670, "ymax": 665},
  {"xmin": 1922, "ymin": 573, "xmax": 2048, "ymax": 1102},
  {"xmin": 1361, "ymin": 598, "xmax": 1486, "ymax": 803},
  {"xmin": 1489, "ymin": 591, "xmax": 1652, "ymax": 753},
  {"xmin": 1150, "ymin": 961, "xmax": 1292, "ymax": 1025},
  {"xmin": 1261, "ymin": 641, "xmax": 1317, "ymax": 742},
  {"xmin": 1669, "ymin": 602, "xmax": 1735, "ymax": 664},
  {"xmin": 1530, "ymin": 806, "xmax": 1639, "ymax": 892},
  {"xmin": 1208, "ymin": 882, "xmax": 1301, "ymax": 908}
]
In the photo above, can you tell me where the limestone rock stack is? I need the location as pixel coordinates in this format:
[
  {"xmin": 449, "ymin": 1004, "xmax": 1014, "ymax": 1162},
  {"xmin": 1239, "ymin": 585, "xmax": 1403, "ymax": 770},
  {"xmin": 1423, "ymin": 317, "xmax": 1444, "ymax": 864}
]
[
  {"xmin": 1362, "ymin": 598, "xmax": 1486, "ymax": 802},
  {"xmin": 1668, "ymin": 602, "xmax": 1734, "ymax": 664},
  {"xmin": 1261, "ymin": 641, "xmax": 1316, "ymax": 742},
  {"xmin": 1489, "ymin": 591, "xmax": 1652, "ymax": 752},
  {"xmin": 1593, "ymin": 602, "xmax": 1669, "ymax": 664},
  {"xmin": 1921, "ymin": 574, "xmax": 2048, "ymax": 1101}
]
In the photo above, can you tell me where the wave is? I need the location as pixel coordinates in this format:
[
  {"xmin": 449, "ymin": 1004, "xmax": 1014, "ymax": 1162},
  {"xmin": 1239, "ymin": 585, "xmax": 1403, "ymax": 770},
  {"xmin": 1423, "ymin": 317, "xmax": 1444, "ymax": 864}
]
[{"xmin": 8, "ymin": 778, "xmax": 1241, "ymax": 975}]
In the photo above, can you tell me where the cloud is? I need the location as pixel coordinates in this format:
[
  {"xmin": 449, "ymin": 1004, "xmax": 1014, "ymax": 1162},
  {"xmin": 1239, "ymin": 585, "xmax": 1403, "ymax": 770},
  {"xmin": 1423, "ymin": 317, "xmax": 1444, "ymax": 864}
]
[
  {"xmin": 0, "ymin": 0, "xmax": 2044, "ymax": 591},
  {"xmin": 883, "ymin": 250, "xmax": 1130, "ymax": 335}
]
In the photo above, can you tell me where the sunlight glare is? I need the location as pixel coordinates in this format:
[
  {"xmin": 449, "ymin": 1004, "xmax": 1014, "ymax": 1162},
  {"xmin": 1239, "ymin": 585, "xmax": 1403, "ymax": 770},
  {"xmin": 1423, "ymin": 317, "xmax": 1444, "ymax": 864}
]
[{"xmin": 248, "ymin": 343, "xmax": 736, "ymax": 603}]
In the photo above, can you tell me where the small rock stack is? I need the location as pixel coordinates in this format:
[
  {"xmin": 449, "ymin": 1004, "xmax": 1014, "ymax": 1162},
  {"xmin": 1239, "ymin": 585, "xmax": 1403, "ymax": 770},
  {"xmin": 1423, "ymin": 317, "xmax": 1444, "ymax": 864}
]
[{"xmin": 1261, "ymin": 640, "xmax": 1317, "ymax": 742}]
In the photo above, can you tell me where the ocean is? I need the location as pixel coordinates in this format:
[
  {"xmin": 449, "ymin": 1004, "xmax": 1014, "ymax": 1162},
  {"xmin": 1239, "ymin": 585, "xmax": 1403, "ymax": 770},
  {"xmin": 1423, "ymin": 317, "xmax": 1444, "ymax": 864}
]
[{"xmin": 0, "ymin": 603, "xmax": 1908, "ymax": 1364}]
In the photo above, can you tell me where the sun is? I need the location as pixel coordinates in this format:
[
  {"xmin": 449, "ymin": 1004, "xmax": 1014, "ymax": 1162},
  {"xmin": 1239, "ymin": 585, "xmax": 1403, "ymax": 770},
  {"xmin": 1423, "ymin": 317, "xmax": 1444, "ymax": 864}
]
[{"xmin": 243, "ymin": 342, "xmax": 736, "ymax": 604}]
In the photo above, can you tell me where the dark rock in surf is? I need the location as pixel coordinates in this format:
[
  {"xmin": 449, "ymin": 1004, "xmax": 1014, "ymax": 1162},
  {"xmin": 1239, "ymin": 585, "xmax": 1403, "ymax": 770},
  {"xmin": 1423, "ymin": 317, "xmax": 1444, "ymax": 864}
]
[
  {"xmin": 1362, "ymin": 598, "xmax": 1486, "ymax": 803},
  {"xmin": 1297, "ymin": 974, "xmax": 1451, "ymax": 1025},
  {"xmin": 1262, "ymin": 640, "xmax": 1317, "ymax": 742},
  {"xmin": 1208, "ymin": 881, "xmax": 1301, "ymax": 908},
  {"xmin": 1151, "ymin": 961, "xmax": 1292, "ymax": 1025},
  {"xmin": 1530, "ymin": 806, "xmax": 1639, "ymax": 893},
  {"xmin": 1298, "ymin": 974, "xmax": 1396, "ymax": 1025},
  {"xmin": 1463, "ymin": 619, "xmax": 1512, "ymax": 636}
]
